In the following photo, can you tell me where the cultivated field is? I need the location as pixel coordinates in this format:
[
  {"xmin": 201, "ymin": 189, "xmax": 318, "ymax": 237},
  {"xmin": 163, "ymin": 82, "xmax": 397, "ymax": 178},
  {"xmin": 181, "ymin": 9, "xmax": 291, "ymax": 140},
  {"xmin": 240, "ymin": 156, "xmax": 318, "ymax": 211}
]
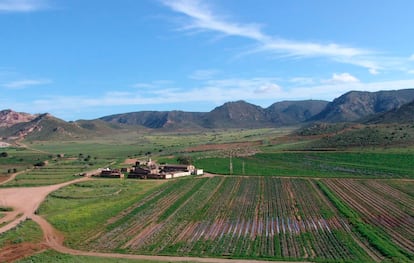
[
  {"xmin": 37, "ymin": 176, "xmax": 414, "ymax": 262},
  {"xmin": 195, "ymin": 152, "xmax": 414, "ymax": 178},
  {"xmin": 1, "ymin": 158, "xmax": 109, "ymax": 187},
  {"xmin": 1, "ymin": 128, "xmax": 413, "ymax": 262},
  {"xmin": 322, "ymin": 179, "xmax": 414, "ymax": 259}
]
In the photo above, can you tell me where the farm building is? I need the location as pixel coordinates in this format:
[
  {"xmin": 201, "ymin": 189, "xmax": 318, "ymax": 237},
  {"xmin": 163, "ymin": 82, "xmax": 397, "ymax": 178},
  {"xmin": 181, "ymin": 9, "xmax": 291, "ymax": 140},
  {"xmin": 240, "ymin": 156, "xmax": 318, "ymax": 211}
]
[
  {"xmin": 99, "ymin": 168, "xmax": 124, "ymax": 178},
  {"xmin": 128, "ymin": 160, "xmax": 203, "ymax": 179}
]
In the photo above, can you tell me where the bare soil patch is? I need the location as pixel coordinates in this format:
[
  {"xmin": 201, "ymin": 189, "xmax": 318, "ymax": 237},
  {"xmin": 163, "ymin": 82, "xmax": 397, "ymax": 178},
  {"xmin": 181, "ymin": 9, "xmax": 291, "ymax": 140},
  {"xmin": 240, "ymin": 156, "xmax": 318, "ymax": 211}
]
[
  {"xmin": 0, "ymin": 242, "xmax": 46, "ymax": 262},
  {"xmin": 123, "ymin": 158, "xmax": 139, "ymax": 165}
]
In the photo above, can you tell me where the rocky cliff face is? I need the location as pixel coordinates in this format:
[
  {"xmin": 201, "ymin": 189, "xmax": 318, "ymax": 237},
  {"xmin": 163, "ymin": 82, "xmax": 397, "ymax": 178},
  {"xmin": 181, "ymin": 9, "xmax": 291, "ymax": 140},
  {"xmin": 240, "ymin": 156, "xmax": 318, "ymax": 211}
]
[
  {"xmin": 366, "ymin": 100, "xmax": 414, "ymax": 124},
  {"xmin": 310, "ymin": 89, "xmax": 414, "ymax": 122},
  {"xmin": 0, "ymin": 109, "xmax": 38, "ymax": 128}
]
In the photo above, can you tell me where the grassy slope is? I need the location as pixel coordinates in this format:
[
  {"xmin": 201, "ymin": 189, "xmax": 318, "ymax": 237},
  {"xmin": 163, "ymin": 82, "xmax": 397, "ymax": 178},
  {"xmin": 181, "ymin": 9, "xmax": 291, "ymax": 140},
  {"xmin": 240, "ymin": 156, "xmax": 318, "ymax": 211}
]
[
  {"xmin": 0, "ymin": 148, "xmax": 50, "ymax": 178},
  {"xmin": 300, "ymin": 123, "xmax": 414, "ymax": 149},
  {"xmin": 0, "ymin": 219, "xmax": 43, "ymax": 248}
]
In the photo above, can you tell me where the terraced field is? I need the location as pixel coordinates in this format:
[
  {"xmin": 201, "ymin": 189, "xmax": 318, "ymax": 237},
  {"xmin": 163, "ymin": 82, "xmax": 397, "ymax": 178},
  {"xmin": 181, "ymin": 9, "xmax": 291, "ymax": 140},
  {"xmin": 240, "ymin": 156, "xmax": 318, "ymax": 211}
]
[
  {"xmin": 2, "ymin": 159, "xmax": 109, "ymax": 187},
  {"xmin": 40, "ymin": 177, "xmax": 398, "ymax": 262}
]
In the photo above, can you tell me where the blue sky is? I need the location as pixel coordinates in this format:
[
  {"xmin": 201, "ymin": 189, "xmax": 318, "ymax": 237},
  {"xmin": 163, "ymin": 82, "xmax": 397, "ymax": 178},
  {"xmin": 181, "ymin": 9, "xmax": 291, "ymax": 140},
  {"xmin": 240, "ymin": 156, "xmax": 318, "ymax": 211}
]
[{"xmin": 1, "ymin": 0, "xmax": 414, "ymax": 120}]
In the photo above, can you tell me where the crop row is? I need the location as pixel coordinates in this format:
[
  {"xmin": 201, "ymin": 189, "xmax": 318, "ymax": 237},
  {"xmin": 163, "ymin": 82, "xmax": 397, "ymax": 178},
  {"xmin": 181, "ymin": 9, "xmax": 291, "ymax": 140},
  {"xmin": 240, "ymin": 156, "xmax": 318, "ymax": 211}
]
[
  {"xmin": 82, "ymin": 177, "xmax": 371, "ymax": 262},
  {"xmin": 322, "ymin": 179, "xmax": 414, "ymax": 259},
  {"xmin": 3, "ymin": 159, "xmax": 107, "ymax": 187},
  {"xmin": 89, "ymin": 178, "xmax": 205, "ymax": 250}
]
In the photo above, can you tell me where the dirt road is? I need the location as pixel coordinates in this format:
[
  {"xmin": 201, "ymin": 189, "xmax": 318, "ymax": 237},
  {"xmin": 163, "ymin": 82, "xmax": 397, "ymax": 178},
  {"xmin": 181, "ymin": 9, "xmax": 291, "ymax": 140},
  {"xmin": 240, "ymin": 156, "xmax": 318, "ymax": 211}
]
[{"xmin": 0, "ymin": 177, "xmax": 89, "ymax": 234}]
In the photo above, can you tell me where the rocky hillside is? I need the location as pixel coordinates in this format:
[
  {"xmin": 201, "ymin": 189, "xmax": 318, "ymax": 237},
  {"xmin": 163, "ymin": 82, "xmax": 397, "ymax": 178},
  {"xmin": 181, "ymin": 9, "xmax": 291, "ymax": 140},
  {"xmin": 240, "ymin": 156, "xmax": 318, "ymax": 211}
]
[
  {"xmin": 365, "ymin": 100, "xmax": 414, "ymax": 124},
  {"xmin": 0, "ymin": 112, "xmax": 132, "ymax": 141},
  {"xmin": 310, "ymin": 89, "xmax": 414, "ymax": 122},
  {"xmin": 265, "ymin": 100, "xmax": 328, "ymax": 125},
  {"xmin": 102, "ymin": 100, "xmax": 329, "ymax": 129},
  {"xmin": 0, "ymin": 109, "xmax": 38, "ymax": 128},
  {"xmin": 201, "ymin": 101, "xmax": 269, "ymax": 128},
  {"xmin": 0, "ymin": 113, "xmax": 88, "ymax": 140},
  {"xmin": 101, "ymin": 111, "xmax": 205, "ymax": 129}
]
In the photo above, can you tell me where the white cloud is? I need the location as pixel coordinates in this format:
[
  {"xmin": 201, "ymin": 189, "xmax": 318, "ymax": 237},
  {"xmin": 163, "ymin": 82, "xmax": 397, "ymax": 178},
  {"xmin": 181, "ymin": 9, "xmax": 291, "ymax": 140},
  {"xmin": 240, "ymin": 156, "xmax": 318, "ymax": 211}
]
[
  {"xmin": 3, "ymin": 79, "xmax": 52, "ymax": 89},
  {"xmin": 369, "ymin": 68, "xmax": 379, "ymax": 75},
  {"xmin": 255, "ymin": 83, "xmax": 282, "ymax": 94},
  {"xmin": 0, "ymin": 0, "xmax": 49, "ymax": 12},
  {"xmin": 328, "ymin": 73, "xmax": 359, "ymax": 84},
  {"xmin": 409, "ymin": 54, "xmax": 414, "ymax": 61}
]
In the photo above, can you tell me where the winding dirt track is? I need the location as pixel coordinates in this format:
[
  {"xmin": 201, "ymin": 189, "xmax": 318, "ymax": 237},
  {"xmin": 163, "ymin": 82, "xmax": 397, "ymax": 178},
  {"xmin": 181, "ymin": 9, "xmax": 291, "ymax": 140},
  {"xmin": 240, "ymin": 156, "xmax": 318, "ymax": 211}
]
[
  {"xmin": 0, "ymin": 176, "xmax": 307, "ymax": 263},
  {"xmin": 0, "ymin": 177, "xmax": 89, "ymax": 234}
]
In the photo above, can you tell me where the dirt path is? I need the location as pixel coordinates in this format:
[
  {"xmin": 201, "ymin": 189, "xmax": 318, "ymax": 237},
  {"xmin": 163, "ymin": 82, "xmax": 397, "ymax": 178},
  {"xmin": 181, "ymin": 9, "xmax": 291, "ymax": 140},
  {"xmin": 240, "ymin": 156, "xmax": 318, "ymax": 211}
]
[
  {"xmin": 0, "ymin": 168, "xmax": 33, "ymax": 185},
  {"xmin": 0, "ymin": 177, "xmax": 90, "ymax": 234}
]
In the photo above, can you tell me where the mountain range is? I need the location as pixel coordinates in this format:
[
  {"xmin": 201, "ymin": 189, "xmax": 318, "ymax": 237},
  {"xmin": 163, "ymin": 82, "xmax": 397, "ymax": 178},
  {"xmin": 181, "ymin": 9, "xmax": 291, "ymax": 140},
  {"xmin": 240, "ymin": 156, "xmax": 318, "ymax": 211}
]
[
  {"xmin": 1, "ymin": 89, "xmax": 413, "ymax": 141},
  {"xmin": 100, "ymin": 99, "xmax": 329, "ymax": 130}
]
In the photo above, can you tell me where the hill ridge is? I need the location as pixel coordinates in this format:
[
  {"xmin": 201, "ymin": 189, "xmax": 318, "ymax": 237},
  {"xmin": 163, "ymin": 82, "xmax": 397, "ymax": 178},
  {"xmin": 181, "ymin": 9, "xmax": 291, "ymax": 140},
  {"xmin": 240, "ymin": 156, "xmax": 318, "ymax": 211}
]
[{"xmin": 2, "ymin": 88, "xmax": 414, "ymax": 140}]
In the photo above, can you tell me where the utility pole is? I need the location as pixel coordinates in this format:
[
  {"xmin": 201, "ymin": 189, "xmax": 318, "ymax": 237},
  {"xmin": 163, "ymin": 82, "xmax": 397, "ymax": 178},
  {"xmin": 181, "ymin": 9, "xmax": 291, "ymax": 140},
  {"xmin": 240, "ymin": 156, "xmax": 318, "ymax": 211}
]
[{"xmin": 229, "ymin": 154, "xmax": 233, "ymax": 175}]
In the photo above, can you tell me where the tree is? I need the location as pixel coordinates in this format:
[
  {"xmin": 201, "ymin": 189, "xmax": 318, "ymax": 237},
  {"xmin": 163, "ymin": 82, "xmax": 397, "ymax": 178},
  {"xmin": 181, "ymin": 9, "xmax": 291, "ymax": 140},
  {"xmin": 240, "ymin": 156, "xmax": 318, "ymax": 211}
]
[
  {"xmin": 177, "ymin": 155, "xmax": 192, "ymax": 165},
  {"xmin": 0, "ymin": 152, "xmax": 8, "ymax": 157}
]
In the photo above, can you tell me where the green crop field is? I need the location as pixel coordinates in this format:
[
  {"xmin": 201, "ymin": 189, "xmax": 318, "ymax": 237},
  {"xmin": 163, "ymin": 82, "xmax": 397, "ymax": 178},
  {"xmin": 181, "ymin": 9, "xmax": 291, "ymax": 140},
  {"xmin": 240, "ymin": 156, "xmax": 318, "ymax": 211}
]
[
  {"xmin": 38, "ymin": 179, "xmax": 166, "ymax": 248},
  {"xmin": 37, "ymin": 176, "xmax": 414, "ymax": 262},
  {"xmin": 194, "ymin": 152, "xmax": 414, "ymax": 178}
]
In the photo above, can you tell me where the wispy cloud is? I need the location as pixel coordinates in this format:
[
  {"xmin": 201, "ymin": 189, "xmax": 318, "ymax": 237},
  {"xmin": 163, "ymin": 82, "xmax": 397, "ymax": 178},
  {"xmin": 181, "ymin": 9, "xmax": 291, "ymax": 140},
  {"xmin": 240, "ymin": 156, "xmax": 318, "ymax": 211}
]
[
  {"xmin": 3, "ymin": 79, "xmax": 52, "ymax": 89},
  {"xmin": 0, "ymin": 0, "xmax": 49, "ymax": 12},
  {"xmin": 160, "ymin": 0, "xmax": 379, "ymax": 71},
  {"xmin": 255, "ymin": 83, "xmax": 282, "ymax": 94},
  {"xmin": 189, "ymin": 69, "xmax": 218, "ymax": 80},
  {"xmin": 131, "ymin": 80, "xmax": 175, "ymax": 90},
  {"xmin": 160, "ymin": 0, "xmax": 414, "ymax": 75}
]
